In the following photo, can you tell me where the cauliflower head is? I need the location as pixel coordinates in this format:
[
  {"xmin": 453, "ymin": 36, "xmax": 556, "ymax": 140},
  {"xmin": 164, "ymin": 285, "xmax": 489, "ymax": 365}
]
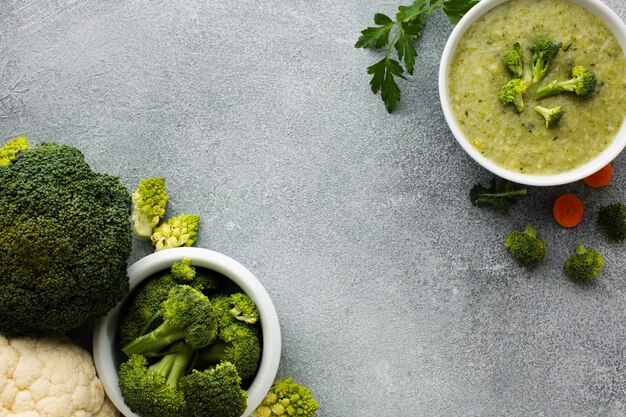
[{"xmin": 0, "ymin": 333, "xmax": 118, "ymax": 417}]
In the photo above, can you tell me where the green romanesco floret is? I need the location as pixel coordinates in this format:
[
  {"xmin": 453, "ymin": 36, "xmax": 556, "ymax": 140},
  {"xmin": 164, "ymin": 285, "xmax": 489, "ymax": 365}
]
[
  {"xmin": 563, "ymin": 245, "xmax": 604, "ymax": 282},
  {"xmin": 118, "ymin": 342, "xmax": 194, "ymax": 417},
  {"xmin": 132, "ymin": 177, "xmax": 169, "ymax": 240},
  {"xmin": 499, "ymin": 79, "xmax": 528, "ymax": 112},
  {"xmin": 530, "ymin": 37, "xmax": 562, "ymax": 83},
  {"xmin": 179, "ymin": 362, "xmax": 247, "ymax": 417},
  {"xmin": 0, "ymin": 143, "xmax": 131, "ymax": 335},
  {"xmin": 534, "ymin": 65, "xmax": 597, "ymax": 100},
  {"xmin": 501, "ymin": 42, "xmax": 523, "ymax": 78},
  {"xmin": 505, "ymin": 225, "xmax": 546, "ymax": 265},
  {"xmin": 122, "ymin": 285, "xmax": 218, "ymax": 357},
  {"xmin": 152, "ymin": 214, "xmax": 200, "ymax": 251},
  {"xmin": 598, "ymin": 202, "xmax": 626, "ymax": 240},
  {"xmin": 533, "ymin": 105, "xmax": 564, "ymax": 128},
  {"xmin": 250, "ymin": 377, "xmax": 319, "ymax": 417},
  {"xmin": 0, "ymin": 135, "xmax": 29, "ymax": 165}
]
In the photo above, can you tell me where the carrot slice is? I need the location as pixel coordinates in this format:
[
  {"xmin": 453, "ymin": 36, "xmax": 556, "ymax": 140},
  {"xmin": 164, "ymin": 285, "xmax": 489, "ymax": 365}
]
[
  {"xmin": 583, "ymin": 163, "xmax": 613, "ymax": 187},
  {"xmin": 553, "ymin": 193, "xmax": 584, "ymax": 228}
]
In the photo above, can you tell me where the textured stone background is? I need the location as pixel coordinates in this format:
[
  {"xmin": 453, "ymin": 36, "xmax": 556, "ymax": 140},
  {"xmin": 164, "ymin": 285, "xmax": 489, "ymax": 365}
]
[{"xmin": 1, "ymin": 0, "xmax": 625, "ymax": 416}]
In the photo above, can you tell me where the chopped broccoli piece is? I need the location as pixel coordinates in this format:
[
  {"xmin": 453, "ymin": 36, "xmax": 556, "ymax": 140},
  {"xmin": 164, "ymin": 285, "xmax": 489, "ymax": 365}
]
[
  {"xmin": 228, "ymin": 293, "xmax": 260, "ymax": 324},
  {"xmin": 501, "ymin": 42, "xmax": 523, "ymax": 78},
  {"xmin": 505, "ymin": 225, "xmax": 546, "ymax": 265},
  {"xmin": 534, "ymin": 65, "xmax": 597, "ymax": 100},
  {"xmin": 563, "ymin": 245, "xmax": 604, "ymax": 282},
  {"xmin": 250, "ymin": 377, "xmax": 319, "ymax": 417},
  {"xmin": 530, "ymin": 37, "xmax": 562, "ymax": 83},
  {"xmin": 598, "ymin": 202, "xmax": 626, "ymax": 240},
  {"xmin": 132, "ymin": 177, "xmax": 169, "ymax": 240},
  {"xmin": 499, "ymin": 79, "xmax": 528, "ymax": 112},
  {"xmin": 533, "ymin": 105, "xmax": 564, "ymax": 128},
  {"xmin": 122, "ymin": 285, "xmax": 218, "ymax": 357},
  {"xmin": 0, "ymin": 135, "xmax": 29, "ymax": 165},
  {"xmin": 0, "ymin": 143, "xmax": 131, "ymax": 335},
  {"xmin": 180, "ymin": 362, "xmax": 247, "ymax": 417},
  {"xmin": 152, "ymin": 214, "xmax": 201, "ymax": 251}
]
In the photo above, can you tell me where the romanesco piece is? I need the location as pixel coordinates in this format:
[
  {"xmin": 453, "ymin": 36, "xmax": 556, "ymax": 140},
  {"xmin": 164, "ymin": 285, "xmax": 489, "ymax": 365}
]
[
  {"xmin": 250, "ymin": 377, "xmax": 319, "ymax": 417},
  {"xmin": 151, "ymin": 214, "xmax": 200, "ymax": 251},
  {"xmin": 132, "ymin": 177, "xmax": 169, "ymax": 239},
  {"xmin": 0, "ymin": 135, "xmax": 29, "ymax": 165}
]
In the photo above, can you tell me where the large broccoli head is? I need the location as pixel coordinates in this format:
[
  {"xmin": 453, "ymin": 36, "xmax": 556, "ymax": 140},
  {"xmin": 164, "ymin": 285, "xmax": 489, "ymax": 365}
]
[{"xmin": 0, "ymin": 143, "xmax": 132, "ymax": 334}]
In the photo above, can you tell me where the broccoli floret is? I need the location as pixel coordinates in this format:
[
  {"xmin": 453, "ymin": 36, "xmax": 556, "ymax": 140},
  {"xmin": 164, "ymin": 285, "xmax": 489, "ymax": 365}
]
[
  {"xmin": 530, "ymin": 37, "xmax": 562, "ymax": 83},
  {"xmin": 228, "ymin": 293, "xmax": 260, "ymax": 325},
  {"xmin": 534, "ymin": 65, "xmax": 597, "ymax": 100},
  {"xmin": 598, "ymin": 202, "xmax": 626, "ymax": 240},
  {"xmin": 501, "ymin": 42, "xmax": 523, "ymax": 78},
  {"xmin": 118, "ymin": 342, "xmax": 194, "ymax": 417},
  {"xmin": 0, "ymin": 135, "xmax": 29, "ymax": 165},
  {"xmin": 180, "ymin": 362, "xmax": 247, "ymax": 417},
  {"xmin": 132, "ymin": 177, "xmax": 169, "ymax": 240},
  {"xmin": 499, "ymin": 79, "xmax": 528, "ymax": 112},
  {"xmin": 505, "ymin": 225, "xmax": 546, "ymax": 265},
  {"xmin": 122, "ymin": 285, "xmax": 218, "ymax": 357},
  {"xmin": 152, "ymin": 214, "xmax": 201, "ymax": 251},
  {"xmin": 170, "ymin": 258, "xmax": 219, "ymax": 291},
  {"xmin": 0, "ymin": 143, "xmax": 131, "ymax": 335},
  {"xmin": 250, "ymin": 377, "xmax": 319, "ymax": 417},
  {"xmin": 196, "ymin": 323, "xmax": 261, "ymax": 380},
  {"xmin": 563, "ymin": 245, "xmax": 604, "ymax": 282},
  {"xmin": 533, "ymin": 105, "xmax": 564, "ymax": 128},
  {"xmin": 171, "ymin": 257, "xmax": 196, "ymax": 282}
]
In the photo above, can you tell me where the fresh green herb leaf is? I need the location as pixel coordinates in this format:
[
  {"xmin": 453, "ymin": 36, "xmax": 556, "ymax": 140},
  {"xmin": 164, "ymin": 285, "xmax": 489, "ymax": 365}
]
[
  {"xmin": 356, "ymin": 0, "xmax": 480, "ymax": 112},
  {"xmin": 469, "ymin": 177, "xmax": 528, "ymax": 213}
]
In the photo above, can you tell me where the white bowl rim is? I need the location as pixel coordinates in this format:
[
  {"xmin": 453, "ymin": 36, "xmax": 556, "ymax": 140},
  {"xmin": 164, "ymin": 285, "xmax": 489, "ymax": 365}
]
[
  {"xmin": 439, "ymin": 0, "xmax": 626, "ymax": 186},
  {"xmin": 93, "ymin": 247, "xmax": 281, "ymax": 417}
]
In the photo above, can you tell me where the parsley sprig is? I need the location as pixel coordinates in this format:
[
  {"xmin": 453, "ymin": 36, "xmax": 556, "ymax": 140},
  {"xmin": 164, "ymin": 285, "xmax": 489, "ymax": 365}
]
[{"xmin": 356, "ymin": 0, "xmax": 479, "ymax": 112}]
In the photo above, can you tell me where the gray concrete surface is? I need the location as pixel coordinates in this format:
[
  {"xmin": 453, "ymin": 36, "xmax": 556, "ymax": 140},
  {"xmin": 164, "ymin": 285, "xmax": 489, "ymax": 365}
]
[{"xmin": 1, "ymin": 0, "xmax": 625, "ymax": 416}]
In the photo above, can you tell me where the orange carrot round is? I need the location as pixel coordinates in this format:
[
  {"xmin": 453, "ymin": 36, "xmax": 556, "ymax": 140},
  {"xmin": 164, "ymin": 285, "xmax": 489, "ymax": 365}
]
[
  {"xmin": 553, "ymin": 193, "xmax": 584, "ymax": 228},
  {"xmin": 583, "ymin": 163, "xmax": 613, "ymax": 187}
]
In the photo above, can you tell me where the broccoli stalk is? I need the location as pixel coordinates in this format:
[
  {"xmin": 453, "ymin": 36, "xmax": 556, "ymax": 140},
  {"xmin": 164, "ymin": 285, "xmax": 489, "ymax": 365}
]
[
  {"xmin": 533, "ymin": 105, "xmax": 564, "ymax": 128},
  {"xmin": 598, "ymin": 202, "xmax": 626, "ymax": 240},
  {"xmin": 505, "ymin": 225, "xmax": 546, "ymax": 265},
  {"xmin": 563, "ymin": 245, "xmax": 604, "ymax": 282},
  {"xmin": 501, "ymin": 42, "xmax": 523, "ymax": 78},
  {"xmin": 122, "ymin": 285, "xmax": 218, "ymax": 357},
  {"xmin": 249, "ymin": 377, "xmax": 319, "ymax": 417},
  {"xmin": 152, "ymin": 214, "xmax": 201, "ymax": 251},
  {"xmin": 0, "ymin": 135, "xmax": 29, "ymax": 166},
  {"xmin": 132, "ymin": 177, "xmax": 169, "ymax": 240},
  {"xmin": 499, "ymin": 79, "xmax": 529, "ymax": 112},
  {"xmin": 534, "ymin": 65, "xmax": 597, "ymax": 100},
  {"xmin": 530, "ymin": 37, "xmax": 562, "ymax": 83}
]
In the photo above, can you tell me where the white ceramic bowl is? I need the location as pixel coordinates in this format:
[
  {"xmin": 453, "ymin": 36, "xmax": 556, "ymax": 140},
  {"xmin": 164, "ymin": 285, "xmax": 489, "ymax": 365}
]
[
  {"xmin": 439, "ymin": 0, "xmax": 626, "ymax": 186},
  {"xmin": 93, "ymin": 247, "xmax": 281, "ymax": 417}
]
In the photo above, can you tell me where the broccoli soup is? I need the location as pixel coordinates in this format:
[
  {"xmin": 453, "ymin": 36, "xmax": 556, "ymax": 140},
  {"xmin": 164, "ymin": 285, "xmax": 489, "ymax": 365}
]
[{"xmin": 448, "ymin": 0, "xmax": 626, "ymax": 175}]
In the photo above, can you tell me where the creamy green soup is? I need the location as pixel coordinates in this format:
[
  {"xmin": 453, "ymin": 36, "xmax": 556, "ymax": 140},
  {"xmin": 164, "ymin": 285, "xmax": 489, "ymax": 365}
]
[{"xmin": 448, "ymin": 0, "xmax": 626, "ymax": 175}]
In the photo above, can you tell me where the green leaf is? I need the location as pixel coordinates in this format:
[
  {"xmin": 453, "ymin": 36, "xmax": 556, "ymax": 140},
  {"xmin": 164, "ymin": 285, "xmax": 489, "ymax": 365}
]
[
  {"xmin": 395, "ymin": 27, "xmax": 416, "ymax": 75},
  {"xmin": 355, "ymin": 14, "xmax": 396, "ymax": 49},
  {"xmin": 367, "ymin": 58, "xmax": 405, "ymax": 112},
  {"xmin": 469, "ymin": 177, "xmax": 528, "ymax": 213},
  {"xmin": 397, "ymin": 0, "xmax": 429, "ymax": 22},
  {"xmin": 442, "ymin": 0, "xmax": 480, "ymax": 24}
]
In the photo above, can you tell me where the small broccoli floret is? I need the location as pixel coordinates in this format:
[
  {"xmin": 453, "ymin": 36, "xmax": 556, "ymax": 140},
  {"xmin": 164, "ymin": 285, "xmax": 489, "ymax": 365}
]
[
  {"xmin": 533, "ymin": 105, "xmax": 564, "ymax": 128},
  {"xmin": 501, "ymin": 42, "xmax": 523, "ymax": 78},
  {"xmin": 250, "ymin": 377, "xmax": 319, "ymax": 417},
  {"xmin": 122, "ymin": 285, "xmax": 218, "ymax": 357},
  {"xmin": 171, "ymin": 257, "xmax": 196, "ymax": 282},
  {"xmin": 118, "ymin": 342, "xmax": 194, "ymax": 417},
  {"xmin": 535, "ymin": 65, "xmax": 597, "ymax": 100},
  {"xmin": 598, "ymin": 202, "xmax": 626, "ymax": 240},
  {"xmin": 563, "ymin": 245, "xmax": 604, "ymax": 282},
  {"xmin": 530, "ymin": 37, "xmax": 562, "ymax": 83},
  {"xmin": 228, "ymin": 293, "xmax": 260, "ymax": 325},
  {"xmin": 499, "ymin": 79, "xmax": 528, "ymax": 112},
  {"xmin": 0, "ymin": 135, "xmax": 29, "ymax": 166},
  {"xmin": 152, "ymin": 214, "xmax": 201, "ymax": 251},
  {"xmin": 505, "ymin": 225, "xmax": 546, "ymax": 265},
  {"xmin": 180, "ymin": 362, "xmax": 247, "ymax": 417},
  {"xmin": 132, "ymin": 177, "xmax": 169, "ymax": 240},
  {"xmin": 196, "ymin": 322, "xmax": 261, "ymax": 380}
]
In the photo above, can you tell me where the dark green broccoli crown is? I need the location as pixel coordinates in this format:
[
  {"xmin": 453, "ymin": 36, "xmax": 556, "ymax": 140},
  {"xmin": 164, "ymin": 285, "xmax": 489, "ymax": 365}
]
[
  {"xmin": 118, "ymin": 354, "xmax": 188, "ymax": 417},
  {"xmin": 501, "ymin": 42, "xmax": 523, "ymax": 78},
  {"xmin": 530, "ymin": 37, "xmax": 562, "ymax": 82},
  {"xmin": 563, "ymin": 245, "xmax": 604, "ymax": 282},
  {"xmin": 505, "ymin": 225, "xmax": 546, "ymax": 265},
  {"xmin": 533, "ymin": 105, "xmax": 564, "ymax": 128},
  {"xmin": 0, "ymin": 143, "xmax": 132, "ymax": 335},
  {"xmin": 499, "ymin": 79, "xmax": 528, "ymax": 112},
  {"xmin": 598, "ymin": 202, "xmax": 626, "ymax": 240},
  {"xmin": 180, "ymin": 362, "xmax": 247, "ymax": 417}
]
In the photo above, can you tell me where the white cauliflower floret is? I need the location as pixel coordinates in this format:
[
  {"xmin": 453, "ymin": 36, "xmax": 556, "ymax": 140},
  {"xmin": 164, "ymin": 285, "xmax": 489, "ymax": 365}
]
[{"xmin": 0, "ymin": 333, "xmax": 118, "ymax": 417}]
